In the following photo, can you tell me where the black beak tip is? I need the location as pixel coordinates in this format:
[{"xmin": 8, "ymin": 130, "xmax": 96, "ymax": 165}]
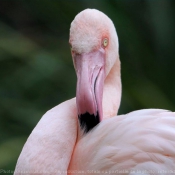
[{"xmin": 78, "ymin": 112, "xmax": 100, "ymax": 133}]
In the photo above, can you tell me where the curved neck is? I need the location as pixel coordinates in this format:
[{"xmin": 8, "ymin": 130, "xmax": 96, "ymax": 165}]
[{"xmin": 102, "ymin": 58, "xmax": 121, "ymax": 119}]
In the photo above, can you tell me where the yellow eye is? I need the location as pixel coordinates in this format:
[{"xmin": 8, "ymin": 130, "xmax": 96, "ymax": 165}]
[
  {"xmin": 70, "ymin": 44, "xmax": 73, "ymax": 52},
  {"xmin": 103, "ymin": 38, "xmax": 108, "ymax": 47},
  {"xmin": 70, "ymin": 45, "xmax": 75, "ymax": 54}
]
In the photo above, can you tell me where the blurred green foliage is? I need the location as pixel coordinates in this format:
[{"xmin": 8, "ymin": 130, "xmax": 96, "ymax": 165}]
[{"xmin": 0, "ymin": 0, "xmax": 175, "ymax": 173}]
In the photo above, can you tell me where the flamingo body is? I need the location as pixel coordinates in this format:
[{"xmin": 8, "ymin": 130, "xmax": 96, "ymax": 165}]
[{"xmin": 69, "ymin": 109, "xmax": 175, "ymax": 172}]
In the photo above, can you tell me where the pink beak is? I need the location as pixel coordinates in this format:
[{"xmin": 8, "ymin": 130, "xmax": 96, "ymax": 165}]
[{"xmin": 73, "ymin": 48, "xmax": 105, "ymax": 132}]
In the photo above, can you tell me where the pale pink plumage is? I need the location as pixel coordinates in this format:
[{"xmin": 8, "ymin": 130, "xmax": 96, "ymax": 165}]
[
  {"xmin": 14, "ymin": 9, "xmax": 175, "ymax": 175},
  {"xmin": 69, "ymin": 109, "xmax": 175, "ymax": 172},
  {"xmin": 14, "ymin": 99, "xmax": 77, "ymax": 174}
]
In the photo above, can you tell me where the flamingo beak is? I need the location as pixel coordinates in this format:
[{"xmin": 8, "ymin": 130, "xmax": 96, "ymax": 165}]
[{"xmin": 73, "ymin": 48, "xmax": 105, "ymax": 133}]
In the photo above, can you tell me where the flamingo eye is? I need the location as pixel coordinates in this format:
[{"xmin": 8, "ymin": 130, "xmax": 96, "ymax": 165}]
[
  {"xmin": 102, "ymin": 38, "xmax": 108, "ymax": 47},
  {"xmin": 70, "ymin": 44, "xmax": 73, "ymax": 52},
  {"xmin": 70, "ymin": 45, "xmax": 75, "ymax": 54}
]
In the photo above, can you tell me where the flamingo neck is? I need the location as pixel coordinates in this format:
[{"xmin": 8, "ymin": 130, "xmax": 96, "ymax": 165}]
[{"xmin": 102, "ymin": 58, "xmax": 121, "ymax": 119}]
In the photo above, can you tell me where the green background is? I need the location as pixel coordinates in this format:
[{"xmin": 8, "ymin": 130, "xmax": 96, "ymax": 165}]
[{"xmin": 0, "ymin": 0, "xmax": 175, "ymax": 173}]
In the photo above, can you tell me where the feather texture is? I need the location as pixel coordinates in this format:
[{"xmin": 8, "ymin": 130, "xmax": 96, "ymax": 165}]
[{"xmin": 69, "ymin": 109, "xmax": 175, "ymax": 173}]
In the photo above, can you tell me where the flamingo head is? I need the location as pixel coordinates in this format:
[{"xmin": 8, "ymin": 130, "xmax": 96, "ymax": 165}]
[{"xmin": 69, "ymin": 9, "xmax": 119, "ymax": 133}]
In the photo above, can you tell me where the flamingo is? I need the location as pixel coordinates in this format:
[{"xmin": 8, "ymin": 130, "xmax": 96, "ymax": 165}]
[{"xmin": 14, "ymin": 9, "xmax": 175, "ymax": 175}]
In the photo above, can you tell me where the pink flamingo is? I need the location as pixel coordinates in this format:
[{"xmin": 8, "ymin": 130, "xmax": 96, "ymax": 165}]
[{"xmin": 15, "ymin": 9, "xmax": 175, "ymax": 174}]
